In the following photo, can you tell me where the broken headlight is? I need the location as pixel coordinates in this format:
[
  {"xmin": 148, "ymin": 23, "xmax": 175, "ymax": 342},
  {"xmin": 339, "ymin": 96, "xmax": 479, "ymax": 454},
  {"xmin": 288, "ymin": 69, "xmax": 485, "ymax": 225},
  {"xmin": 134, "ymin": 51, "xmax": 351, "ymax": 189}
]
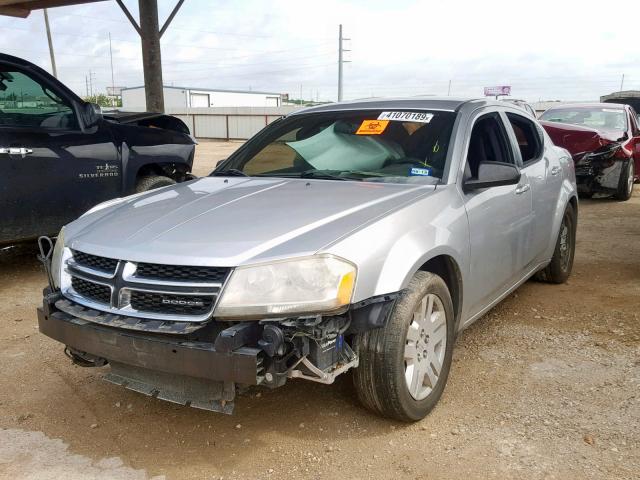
[{"xmin": 215, "ymin": 255, "xmax": 356, "ymax": 319}]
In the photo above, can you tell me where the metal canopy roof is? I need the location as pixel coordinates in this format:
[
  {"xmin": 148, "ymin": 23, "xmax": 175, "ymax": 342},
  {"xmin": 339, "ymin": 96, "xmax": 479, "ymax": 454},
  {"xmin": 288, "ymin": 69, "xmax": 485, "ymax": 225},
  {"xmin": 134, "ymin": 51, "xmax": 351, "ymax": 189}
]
[{"xmin": 0, "ymin": 0, "xmax": 105, "ymax": 17}]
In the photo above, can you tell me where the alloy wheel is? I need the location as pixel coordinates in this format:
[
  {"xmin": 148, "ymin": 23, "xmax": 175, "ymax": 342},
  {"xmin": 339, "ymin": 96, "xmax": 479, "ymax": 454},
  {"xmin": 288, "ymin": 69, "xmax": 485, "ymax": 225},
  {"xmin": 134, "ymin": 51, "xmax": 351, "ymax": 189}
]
[{"xmin": 404, "ymin": 293, "xmax": 447, "ymax": 400}]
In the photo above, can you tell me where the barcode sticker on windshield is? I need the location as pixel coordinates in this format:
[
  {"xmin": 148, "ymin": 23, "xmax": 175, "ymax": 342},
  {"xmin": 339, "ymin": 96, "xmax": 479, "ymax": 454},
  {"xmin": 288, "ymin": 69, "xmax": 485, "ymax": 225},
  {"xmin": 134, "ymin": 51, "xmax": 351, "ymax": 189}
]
[{"xmin": 378, "ymin": 111, "xmax": 434, "ymax": 123}]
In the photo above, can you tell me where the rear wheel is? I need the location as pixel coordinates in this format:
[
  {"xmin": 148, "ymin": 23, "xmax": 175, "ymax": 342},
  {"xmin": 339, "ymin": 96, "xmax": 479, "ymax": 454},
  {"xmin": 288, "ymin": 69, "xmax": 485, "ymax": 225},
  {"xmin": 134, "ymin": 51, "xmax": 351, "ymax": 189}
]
[
  {"xmin": 535, "ymin": 203, "xmax": 576, "ymax": 284},
  {"xmin": 615, "ymin": 160, "xmax": 634, "ymax": 201},
  {"xmin": 353, "ymin": 271, "xmax": 455, "ymax": 422},
  {"xmin": 135, "ymin": 175, "xmax": 176, "ymax": 193}
]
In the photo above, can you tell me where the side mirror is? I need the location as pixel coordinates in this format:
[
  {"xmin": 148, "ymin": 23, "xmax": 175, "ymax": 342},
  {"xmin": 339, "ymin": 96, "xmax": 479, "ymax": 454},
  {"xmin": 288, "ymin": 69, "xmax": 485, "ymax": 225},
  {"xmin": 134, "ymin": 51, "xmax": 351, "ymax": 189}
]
[
  {"xmin": 464, "ymin": 161, "xmax": 521, "ymax": 191},
  {"xmin": 80, "ymin": 102, "xmax": 103, "ymax": 128}
]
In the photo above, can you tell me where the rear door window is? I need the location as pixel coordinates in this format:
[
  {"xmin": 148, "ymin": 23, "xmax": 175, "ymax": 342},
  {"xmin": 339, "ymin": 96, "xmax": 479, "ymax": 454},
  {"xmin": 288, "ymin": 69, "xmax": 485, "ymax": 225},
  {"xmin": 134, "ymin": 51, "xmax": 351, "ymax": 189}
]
[{"xmin": 505, "ymin": 113, "xmax": 543, "ymax": 165}]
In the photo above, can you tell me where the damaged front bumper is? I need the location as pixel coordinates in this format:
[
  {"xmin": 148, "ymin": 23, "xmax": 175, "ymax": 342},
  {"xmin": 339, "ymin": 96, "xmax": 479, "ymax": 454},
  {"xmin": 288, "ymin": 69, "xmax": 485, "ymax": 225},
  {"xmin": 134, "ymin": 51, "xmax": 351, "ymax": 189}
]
[
  {"xmin": 37, "ymin": 289, "xmax": 398, "ymax": 414},
  {"xmin": 38, "ymin": 292, "xmax": 263, "ymax": 414},
  {"xmin": 574, "ymin": 153, "xmax": 626, "ymax": 194}
]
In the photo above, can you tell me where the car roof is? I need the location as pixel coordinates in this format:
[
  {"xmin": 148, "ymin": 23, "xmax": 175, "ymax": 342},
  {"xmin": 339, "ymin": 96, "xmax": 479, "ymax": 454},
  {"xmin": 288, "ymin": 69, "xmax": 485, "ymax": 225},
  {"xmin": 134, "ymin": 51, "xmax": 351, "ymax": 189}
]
[
  {"xmin": 290, "ymin": 96, "xmax": 502, "ymax": 115},
  {"xmin": 544, "ymin": 102, "xmax": 626, "ymax": 111}
]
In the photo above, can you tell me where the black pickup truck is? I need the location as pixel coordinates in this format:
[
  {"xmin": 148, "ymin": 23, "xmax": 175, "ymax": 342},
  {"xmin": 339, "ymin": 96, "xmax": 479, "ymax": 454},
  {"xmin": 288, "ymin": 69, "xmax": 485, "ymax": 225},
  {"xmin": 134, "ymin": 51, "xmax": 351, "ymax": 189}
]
[{"xmin": 0, "ymin": 53, "xmax": 196, "ymax": 245}]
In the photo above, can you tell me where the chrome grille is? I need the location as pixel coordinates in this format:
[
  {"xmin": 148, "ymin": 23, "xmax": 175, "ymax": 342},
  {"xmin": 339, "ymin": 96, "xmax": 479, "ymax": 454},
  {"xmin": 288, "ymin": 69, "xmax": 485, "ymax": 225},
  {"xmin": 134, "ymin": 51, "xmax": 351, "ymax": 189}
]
[
  {"xmin": 130, "ymin": 291, "xmax": 214, "ymax": 316},
  {"xmin": 71, "ymin": 276, "xmax": 111, "ymax": 304},
  {"xmin": 62, "ymin": 249, "xmax": 227, "ymax": 322},
  {"xmin": 72, "ymin": 250, "xmax": 118, "ymax": 275},
  {"xmin": 136, "ymin": 263, "xmax": 230, "ymax": 283}
]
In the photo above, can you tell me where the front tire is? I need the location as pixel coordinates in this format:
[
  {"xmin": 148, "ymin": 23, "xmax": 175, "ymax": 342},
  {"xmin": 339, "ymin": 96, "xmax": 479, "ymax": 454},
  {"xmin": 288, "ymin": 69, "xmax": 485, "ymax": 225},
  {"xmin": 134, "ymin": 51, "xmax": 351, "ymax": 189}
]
[
  {"xmin": 535, "ymin": 203, "xmax": 576, "ymax": 283},
  {"xmin": 135, "ymin": 175, "xmax": 176, "ymax": 193},
  {"xmin": 353, "ymin": 271, "xmax": 455, "ymax": 422},
  {"xmin": 615, "ymin": 160, "xmax": 634, "ymax": 201}
]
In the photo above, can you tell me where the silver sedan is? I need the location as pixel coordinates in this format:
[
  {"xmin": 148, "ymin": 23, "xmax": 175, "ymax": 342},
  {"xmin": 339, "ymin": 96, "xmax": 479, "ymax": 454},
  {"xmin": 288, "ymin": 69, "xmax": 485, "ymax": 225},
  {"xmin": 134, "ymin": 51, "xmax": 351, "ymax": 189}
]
[{"xmin": 41, "ymin": 98, "xmax": 578, "ymax": 421}]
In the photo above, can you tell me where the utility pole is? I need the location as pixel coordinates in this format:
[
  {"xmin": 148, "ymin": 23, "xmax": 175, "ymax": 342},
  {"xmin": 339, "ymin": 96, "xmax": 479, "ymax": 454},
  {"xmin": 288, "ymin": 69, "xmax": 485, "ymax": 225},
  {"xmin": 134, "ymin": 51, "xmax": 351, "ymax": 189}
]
[
  {"xmin": 85, "ymin": 75, "xmax": 89, "ymax": 97},
  {"xmin": 116, "ymin": 0, "xmax": 185, "ymax": 113},
  {"xmin": 620, "ymin": 74, "xmax": 625, "ymax": 92},
  {"xmin": 447, "ymin": 80, "xmax": 452, "ymax": 96},
  {"xmin": 109, "ymin": 32, "xmax": 115, "ymax": 104},
  {"xmin": 43, "ymin": 8, "xmax": 57, "ymax": 78},
  {"xmin": 338, "ymin": 24, "xmax": 351, "ymax": 102}
]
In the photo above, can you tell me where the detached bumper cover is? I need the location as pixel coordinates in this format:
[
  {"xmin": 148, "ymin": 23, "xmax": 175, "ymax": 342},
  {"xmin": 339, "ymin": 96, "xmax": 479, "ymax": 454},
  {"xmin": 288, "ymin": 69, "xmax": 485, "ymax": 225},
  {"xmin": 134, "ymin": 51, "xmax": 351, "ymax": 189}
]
[{"xmin": 37, "ymin": 298, "xmax": 263, "ymax": 413}]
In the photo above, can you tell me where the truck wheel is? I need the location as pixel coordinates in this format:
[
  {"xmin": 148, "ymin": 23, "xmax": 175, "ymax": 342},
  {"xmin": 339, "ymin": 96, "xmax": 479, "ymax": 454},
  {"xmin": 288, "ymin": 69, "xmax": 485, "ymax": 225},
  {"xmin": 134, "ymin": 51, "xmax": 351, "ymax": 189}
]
[
  {"xmin": 615, "ymin": 160, "xmax": 634, "ymax": 201},
  {"xmin": 353, "ymin": 271, "xmax": 455, "ymax": 422},
  {"xmin": 135, "ymin": 175, "xmax": 176, "ymax": 193},
  {"xmin": 535, "ymin": 203, "xmax": 576, "ymax": 284}
]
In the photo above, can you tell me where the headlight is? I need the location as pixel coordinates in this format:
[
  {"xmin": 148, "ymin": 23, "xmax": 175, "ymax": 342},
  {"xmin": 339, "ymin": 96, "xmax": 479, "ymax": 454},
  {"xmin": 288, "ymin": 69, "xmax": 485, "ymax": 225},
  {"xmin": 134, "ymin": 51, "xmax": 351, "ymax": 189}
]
[
  {"xmin": 50, "ymin": 227, "xmax": 66, "ymax": 288},
  {"xmin": 215, "ymin": 255, "xmax": 356, "ymax": 319}
]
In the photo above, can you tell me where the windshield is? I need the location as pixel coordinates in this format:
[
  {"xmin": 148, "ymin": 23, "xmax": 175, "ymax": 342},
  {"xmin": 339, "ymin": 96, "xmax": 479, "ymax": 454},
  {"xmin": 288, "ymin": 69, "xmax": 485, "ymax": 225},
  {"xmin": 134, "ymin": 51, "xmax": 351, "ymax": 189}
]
[
  {"xmin": 540, "ymin": 107, "xmax": 627, "ymax": 132},
  {"xmin": 214, "ymin": 109, "xmax": 457, "ymax": 183}
]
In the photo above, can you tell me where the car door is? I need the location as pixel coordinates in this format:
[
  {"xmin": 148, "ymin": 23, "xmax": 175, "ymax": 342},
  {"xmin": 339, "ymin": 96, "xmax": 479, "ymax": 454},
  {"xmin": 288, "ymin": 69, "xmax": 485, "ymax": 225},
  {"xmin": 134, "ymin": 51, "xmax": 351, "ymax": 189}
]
[
  {"xmin": 461, "ymin": 110, "xmax": 534, "ymax": 319},
  {"xmin": 0, "ymin": 62, "xmax": 120, "ymax": 244},
  {"xmin": 503, "ymin": 111, "xmax": 560, "ymax": 264}
]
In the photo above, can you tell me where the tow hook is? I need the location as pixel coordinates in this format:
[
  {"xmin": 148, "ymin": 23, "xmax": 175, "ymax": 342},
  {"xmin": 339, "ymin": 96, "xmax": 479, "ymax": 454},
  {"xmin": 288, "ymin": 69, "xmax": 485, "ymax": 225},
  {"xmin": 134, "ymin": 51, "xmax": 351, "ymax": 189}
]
[
  {"xmin": 37, "ymin": 236, "xmax": 56, "ymax": 291},
  {"xmin": 64, "ymin": 347, "xmax": 108, "ymax": 368}
]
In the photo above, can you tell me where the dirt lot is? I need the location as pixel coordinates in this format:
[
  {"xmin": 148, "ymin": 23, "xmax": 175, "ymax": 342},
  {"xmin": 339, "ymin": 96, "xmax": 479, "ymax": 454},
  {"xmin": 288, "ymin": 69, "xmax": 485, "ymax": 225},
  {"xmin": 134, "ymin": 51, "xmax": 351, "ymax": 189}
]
[
  {"xmin": 1, "ymin": 145, "xmax": 638, "ymax": 479},
  {"xmin": 191, "ymin": 140, "xmax": 243, "ymax": 176}
]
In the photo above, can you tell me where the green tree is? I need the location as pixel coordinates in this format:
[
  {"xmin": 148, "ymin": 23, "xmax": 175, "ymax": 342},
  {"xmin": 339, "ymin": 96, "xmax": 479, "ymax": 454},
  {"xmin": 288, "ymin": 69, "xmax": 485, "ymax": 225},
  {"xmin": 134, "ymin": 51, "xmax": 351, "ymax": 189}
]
[{"xmin": 83, "ymin": 93, "xmax": 122, "ymax": 108}]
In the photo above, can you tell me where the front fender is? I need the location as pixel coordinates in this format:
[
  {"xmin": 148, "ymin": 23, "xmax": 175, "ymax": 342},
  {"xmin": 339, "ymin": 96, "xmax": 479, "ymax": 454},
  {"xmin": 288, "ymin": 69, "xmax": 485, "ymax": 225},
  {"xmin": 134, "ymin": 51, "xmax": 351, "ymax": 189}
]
[
  {"xmin": 323, "ymin": 186, "xmax": 469, "ymax": 304},
  {"xmin": 376, "ymin": 231, "xmax": 466, "ymax": 296}
]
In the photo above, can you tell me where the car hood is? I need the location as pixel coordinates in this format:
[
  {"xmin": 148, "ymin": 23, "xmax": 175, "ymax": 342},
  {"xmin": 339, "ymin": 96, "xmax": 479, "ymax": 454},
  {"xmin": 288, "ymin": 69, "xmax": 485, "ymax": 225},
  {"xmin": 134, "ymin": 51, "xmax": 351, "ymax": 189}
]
[
  {"xmin": 67, "ymin": 177, "xmax": 433, "ymax": 266},
  {"xmin": 540, "ymin": 120, "xmax": 623, "ymax": 158}
]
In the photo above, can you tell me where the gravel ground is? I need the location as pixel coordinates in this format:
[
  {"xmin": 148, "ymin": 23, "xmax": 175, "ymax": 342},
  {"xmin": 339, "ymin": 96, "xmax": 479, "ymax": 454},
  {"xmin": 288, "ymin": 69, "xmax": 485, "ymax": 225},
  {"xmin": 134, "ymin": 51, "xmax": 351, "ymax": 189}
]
[
  {"xmin": 191, "ymin": 140, "xmax": 243, "ymax": 176},
  {"xmin": 0, "ymin": 152, "xmax": 638, "ymax": 479}
]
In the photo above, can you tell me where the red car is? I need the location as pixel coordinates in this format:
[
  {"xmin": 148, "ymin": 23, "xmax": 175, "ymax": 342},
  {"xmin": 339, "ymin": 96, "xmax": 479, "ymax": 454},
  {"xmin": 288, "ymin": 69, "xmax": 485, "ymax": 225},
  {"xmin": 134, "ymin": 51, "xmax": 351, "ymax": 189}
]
[{"xmin": 539, "ymin": 103, "xmax": 639, "ymax": 200}]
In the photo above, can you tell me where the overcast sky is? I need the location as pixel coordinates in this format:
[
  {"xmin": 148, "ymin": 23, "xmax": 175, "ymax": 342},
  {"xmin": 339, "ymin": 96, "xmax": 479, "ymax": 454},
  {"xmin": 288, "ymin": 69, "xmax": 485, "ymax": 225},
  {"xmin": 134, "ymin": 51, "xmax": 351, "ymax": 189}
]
[{"xmin": 1, "ymin": 0, "xmax": 639, "ymax": 102}]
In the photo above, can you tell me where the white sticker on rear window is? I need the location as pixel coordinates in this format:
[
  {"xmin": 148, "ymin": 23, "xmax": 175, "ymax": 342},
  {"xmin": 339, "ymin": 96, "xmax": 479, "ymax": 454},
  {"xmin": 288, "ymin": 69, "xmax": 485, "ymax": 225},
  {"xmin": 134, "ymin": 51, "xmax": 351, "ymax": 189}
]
[
  {"xmin": 602, "ymin": 108, "xmax": 622, "ymax": 113},
  {"xmin": 378, "ymin": 111, "xmax": 434, "ymax": 123}
]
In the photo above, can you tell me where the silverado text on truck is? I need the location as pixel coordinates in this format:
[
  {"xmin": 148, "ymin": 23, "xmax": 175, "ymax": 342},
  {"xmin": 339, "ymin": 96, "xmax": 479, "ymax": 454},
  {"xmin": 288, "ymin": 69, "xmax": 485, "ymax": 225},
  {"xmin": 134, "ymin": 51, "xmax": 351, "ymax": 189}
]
[{"xmin": 37, "ymin": 98, "xmax": 578, "ymax": 421}]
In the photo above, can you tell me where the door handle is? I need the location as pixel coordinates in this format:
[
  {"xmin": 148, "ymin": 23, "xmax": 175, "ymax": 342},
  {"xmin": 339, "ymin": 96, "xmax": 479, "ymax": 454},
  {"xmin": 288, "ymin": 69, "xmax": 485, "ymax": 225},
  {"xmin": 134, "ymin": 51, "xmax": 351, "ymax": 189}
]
[
  {"xmin": 550, "ymin": 166, "xmax": 562, "ymax": 176},
  {"xmin": 0, "ymin": 147, "xmax": 33, "ymax": 155},
  {"xmin": 515, "ymin": 183, "xmax": 530, "ymax": 195}
]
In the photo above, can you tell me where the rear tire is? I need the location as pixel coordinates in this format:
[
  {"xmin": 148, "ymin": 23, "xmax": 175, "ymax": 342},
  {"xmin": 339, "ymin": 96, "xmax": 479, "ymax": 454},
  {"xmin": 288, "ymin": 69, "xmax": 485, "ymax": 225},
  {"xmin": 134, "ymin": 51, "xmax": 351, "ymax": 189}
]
[
  {"xmin": 535, "ymin": 203, "xmax": 576, "ymax": 284},
  {"xmin": 353, "ymin": 271, "xmax": 455, "ymax": 422},
  {"xmin": 615, "ymin": 160, "xmax": 634, "ymax": 201},
  {"xmin": 135, "ymin": 175, "xmax": 176, "ymax": 193}
]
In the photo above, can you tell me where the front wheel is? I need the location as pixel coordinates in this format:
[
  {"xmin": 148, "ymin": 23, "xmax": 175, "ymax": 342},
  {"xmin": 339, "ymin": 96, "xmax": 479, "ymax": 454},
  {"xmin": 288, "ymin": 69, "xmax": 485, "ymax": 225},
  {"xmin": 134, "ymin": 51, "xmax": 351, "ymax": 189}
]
[
  {"xmin": 535, "ymin": 203, "xmax": 576, "ymax": 283},
  {"xmin": 353, "ymin": 271, "xmax": 455, "ymax": 422}
]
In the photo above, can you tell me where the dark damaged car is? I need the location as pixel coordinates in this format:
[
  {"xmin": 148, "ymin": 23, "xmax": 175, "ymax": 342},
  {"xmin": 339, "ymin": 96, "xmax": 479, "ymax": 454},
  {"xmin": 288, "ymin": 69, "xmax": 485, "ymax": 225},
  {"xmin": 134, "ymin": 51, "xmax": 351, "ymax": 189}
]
[
  {"xmin": 0, "ymin": 53, "xmax": 196, "ymax": 245},
  {"xmin": 539, "ymin": 103, "xmax": 639, "ymax": 200}
]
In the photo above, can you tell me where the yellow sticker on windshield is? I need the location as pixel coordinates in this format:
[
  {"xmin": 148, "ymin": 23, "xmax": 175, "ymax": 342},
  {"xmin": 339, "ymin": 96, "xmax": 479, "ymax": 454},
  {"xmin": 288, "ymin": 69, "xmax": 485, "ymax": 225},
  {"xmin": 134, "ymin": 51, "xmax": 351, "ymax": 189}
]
[{"xmin": 356, "ymin": 119, "xmax": 389, "ymax": 135}]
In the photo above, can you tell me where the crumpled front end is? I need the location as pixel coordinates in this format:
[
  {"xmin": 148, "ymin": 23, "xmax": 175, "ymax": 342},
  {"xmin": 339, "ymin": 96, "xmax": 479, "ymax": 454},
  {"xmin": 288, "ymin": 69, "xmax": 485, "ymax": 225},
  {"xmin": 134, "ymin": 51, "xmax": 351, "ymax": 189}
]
[
  {"xmin": 573, "ymin": 142, "xmax": 631, "ymax": 194},
  {"xmin": 37, "ymin": 247, "xmax": 397, "ymax": 414}
]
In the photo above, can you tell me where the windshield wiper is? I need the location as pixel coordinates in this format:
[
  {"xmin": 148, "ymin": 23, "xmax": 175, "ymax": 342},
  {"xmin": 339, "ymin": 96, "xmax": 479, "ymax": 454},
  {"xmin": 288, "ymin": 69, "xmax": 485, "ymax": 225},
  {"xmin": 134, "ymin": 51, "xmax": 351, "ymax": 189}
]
[
  {"xmin": 299, "ymin": 170, "xmax": 349, "ymax": 181},
  {"xmin": 210, "ymin": 168, "xmax": 248, "ymax": 177}
]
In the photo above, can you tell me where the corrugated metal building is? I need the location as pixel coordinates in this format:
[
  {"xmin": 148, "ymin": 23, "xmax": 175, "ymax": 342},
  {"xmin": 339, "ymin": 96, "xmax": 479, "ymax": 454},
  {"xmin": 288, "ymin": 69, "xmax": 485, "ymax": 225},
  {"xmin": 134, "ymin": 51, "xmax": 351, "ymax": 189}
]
[{"xmin": 121, "ymin": 85, "xmax": 282, "ymax": 111}]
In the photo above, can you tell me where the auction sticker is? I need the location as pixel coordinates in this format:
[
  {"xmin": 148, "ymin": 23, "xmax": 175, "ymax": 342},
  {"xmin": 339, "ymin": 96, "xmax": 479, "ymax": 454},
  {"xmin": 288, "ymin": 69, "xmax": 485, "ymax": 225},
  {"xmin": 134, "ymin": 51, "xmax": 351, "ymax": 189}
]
[
  {"xmin": 378, "ymin": 111, "xmax": 434, "ymax": 123},
  {"xmin": 356, "ymin": 119, "xmax": 389, "ymax": 135}
]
